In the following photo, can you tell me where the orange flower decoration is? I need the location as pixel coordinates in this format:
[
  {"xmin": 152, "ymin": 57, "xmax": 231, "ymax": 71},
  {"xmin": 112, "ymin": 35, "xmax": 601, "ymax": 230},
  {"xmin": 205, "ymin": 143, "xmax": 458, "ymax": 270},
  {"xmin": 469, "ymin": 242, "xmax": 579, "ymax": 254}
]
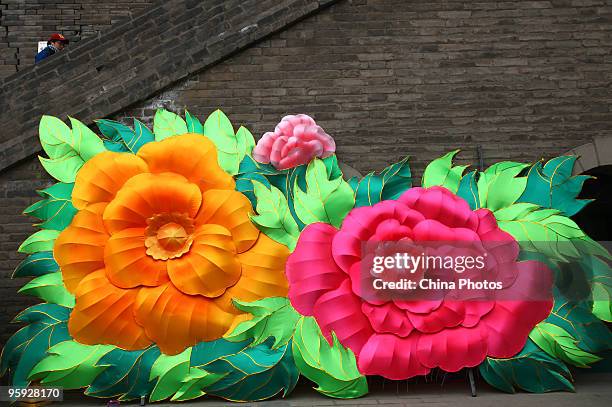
[{"xmin": 53, "ymin": 134, "xmax": 289, "ymax": 355}]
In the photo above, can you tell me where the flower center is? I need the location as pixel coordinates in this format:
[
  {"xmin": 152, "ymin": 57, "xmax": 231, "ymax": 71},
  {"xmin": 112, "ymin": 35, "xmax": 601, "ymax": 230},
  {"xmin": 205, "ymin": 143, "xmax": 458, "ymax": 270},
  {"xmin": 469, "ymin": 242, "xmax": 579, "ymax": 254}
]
[
  {"xmin": 145, "ymin": 213, "xmax": 195, "ymax": 260},
  {"xmin": 156, "ymin": 222, "xmax": 188, "ymax": 251}
]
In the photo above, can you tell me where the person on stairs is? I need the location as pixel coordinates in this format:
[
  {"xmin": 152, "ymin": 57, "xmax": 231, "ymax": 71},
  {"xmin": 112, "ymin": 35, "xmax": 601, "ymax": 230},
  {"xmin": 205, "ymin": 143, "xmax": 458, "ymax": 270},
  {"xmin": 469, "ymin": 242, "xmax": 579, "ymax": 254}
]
[{"xmin": 35, "ymin": 33, "xmax": 69, "ymax": 64}]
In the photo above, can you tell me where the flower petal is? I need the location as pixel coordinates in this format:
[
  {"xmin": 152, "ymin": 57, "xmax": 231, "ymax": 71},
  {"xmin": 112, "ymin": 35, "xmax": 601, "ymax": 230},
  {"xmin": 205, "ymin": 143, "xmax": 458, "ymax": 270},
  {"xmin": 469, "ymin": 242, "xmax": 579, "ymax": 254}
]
[
  {"xmin": 416, "ymin": 326, "xmax": 488, "ymax": 371},
  {"xmin": 68, "ymin": 269, "xmax": 152, "ymax": 350},
  {"xmin": 104, "ymin": 228, "xmax": 168, "ymax": 288},
  {"xmin": 312, "ymin": 279, "xmax": 374, "ymax": 357},
  {"xmin": 399, "ymin": 186, "xmax": 478, "ymax": 230},
  {"xmin": 253, "ymin": 115, "xmax": 335, "ymax": 170},
  {"xmin": 362, "ymin": 302, "xmax": 414, "ymax": 337},
  {"xmin": 483, "ymin": 261, "xmax": 553, "ymax": 357},
  {"xmin": 394, "ymin": 299, "xmax": 443, "ymax": 314},
  {"xmin": 476, "ymin": 209, "xmax": 519, "ymax": 247},
  {"xmin": 167, "ymin": 224, "xmax": 241, "ymax": 298},
  {"xmin": 103, "ymin": 172, "xmax": 202, "ymax": 233},
  {"xmin": 333, "ymin": 201, "xmax": 424, "ymax": 272},
  {"xmin": 252, "ymin": 132, "xmax": 275, "ymax": 164},
  {"xmin": 357, "ymin": 334, "xmax": 429, "ymax": 380},
  {"xmin": 217, "ymin": 233, "xmax": 289, "ymax": 311},
  {"xmin": 286, "ymin": 223, "xmax": 346, "ymax": 315},
  {"xmin": 137, "ymin": 133, "xmax": 234, "ymax": 192},
  {"xmin": 406, "ymin": 301, "xmax": 465, "ymax": 334},
  {"xmin": 54, "ymin": 202, "xmax": 108, "ymax": 293},
  {"xmin": 412, "ymin": 218, "xmax": 481, "ymax": 243},
  {"xmin": 134, "ymin": 282, "xmax": 237, "ymax": 355},
  {"xmin": 72, "ymin": 152, "xmax": 148, "ymax": 210},
  {"xmin": 462, "ymin": 301, "xmax": 495, "ymax": 327},
  {"xmin": 195, "ymin": 189, "xmax": 259, "ymax": 253}
]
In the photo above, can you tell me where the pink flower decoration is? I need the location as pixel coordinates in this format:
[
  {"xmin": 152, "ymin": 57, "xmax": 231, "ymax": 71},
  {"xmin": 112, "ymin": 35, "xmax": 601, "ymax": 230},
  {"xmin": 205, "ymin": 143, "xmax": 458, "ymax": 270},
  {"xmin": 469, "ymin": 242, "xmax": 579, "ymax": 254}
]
[
  {"xmin": 286, "ymin": 186, "xmax": 553, "ymax": 380},
  {"xmin": 253, "ymin": 114, "xmax": 336, "ymax": 170}
]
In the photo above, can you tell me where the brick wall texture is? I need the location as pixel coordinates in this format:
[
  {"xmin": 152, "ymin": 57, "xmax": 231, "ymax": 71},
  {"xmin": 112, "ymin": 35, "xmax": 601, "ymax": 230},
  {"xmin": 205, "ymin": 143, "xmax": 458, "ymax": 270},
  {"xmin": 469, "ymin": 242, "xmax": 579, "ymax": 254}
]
[
  {"xmin": 2, "ymin": 0, "xmax": 612, "ymax": 346},
  {"xmin": 118, "ymin": 0, "xmax": 612, "ymax": 178},
  {"xmin": 0, "ymin": 0, "xmax": 155, "ymax": 78}
]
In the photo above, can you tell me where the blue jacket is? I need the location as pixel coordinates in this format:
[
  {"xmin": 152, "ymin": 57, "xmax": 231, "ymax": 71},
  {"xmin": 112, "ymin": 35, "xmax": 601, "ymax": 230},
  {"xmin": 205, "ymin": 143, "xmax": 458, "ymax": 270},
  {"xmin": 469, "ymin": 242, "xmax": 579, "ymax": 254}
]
[{"xmin": 35, "ymin": 46, "xmax": 56, "ymax": 64}]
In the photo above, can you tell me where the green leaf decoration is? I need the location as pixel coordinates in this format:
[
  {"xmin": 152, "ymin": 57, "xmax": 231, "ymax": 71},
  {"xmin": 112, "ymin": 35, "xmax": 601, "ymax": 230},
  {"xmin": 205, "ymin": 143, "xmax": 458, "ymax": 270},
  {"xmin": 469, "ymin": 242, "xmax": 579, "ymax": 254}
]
[
  {"xmin": 592, "ymin": 282, "xmax": 612, "ymax": 322},
  {"xmin": 238, "ymin": 154, "xmax": 281, "ymax": 176},
  {"xmin": 225, "ymin": 297, "xmax": 300, "ymax": 348},
  {"xmin": 236, "ymin": 175, "xmax": 271, "ymax": 208},
  {"xmin": 236, "ymin": 154, "xmax": 326, "ymax": 224},
  {"xmin": 185, "ymin": 110, "xmax": 204, "ymax": 134},
  {"xmin": 169, "ymin": 368, "xmax": 224, "ymax": 402},
  {"xmin": 545, "ymin": 293, "xmax": 612, "ymax": 354},
  {"xmin": 132, "ymin": 120, "xmax": 155, "ymax": 148},
  {"xmin": 0, "ymin": 304, "xmax": 71, "ymax": 386},
  {"xmin": 38, "ymin": 157, "xmax": 83, "ymax": 184},
  {"xmin": 494, "ymin": 203, "xmax": 607, "ymax": 262},
  {"xmin": 250, "ymin": 181, "xmax": 300, "ymax": 250},
  {"xmin": 322, "ymin": 154, "xmax": 343, "ymax": 181},
  {"xmin": 477, "ymin": 161, "xmax": 528, "ymax": 211},
  {"xmin": 28, "ymin": 341, "xmax": 114, "ymax": 389},
  {"xmin": 349, "ymin": 174, "xmax": 382, "ymax": 207},
  {"xmin": 479, "ymin": 340, "xmax": 574, "ymax": 393},
  {"xmin": 18, "ymin": 230, "xmax": 61, "ymax": 254},
  {"xmin": 153, "ymin": 109, "xmax": 188, "ymax": 141},
  {"xmin": 148, "ymin": 348, "xmax": 226, "ymax": 402},
  {"xmin": 68, "ymin": 117, "xmax": 105, "ymax": 159},
  {"xmin": 86, "ymin": 346, "xmax": 161, "ymax": 401},
  {"xmin": 573, "ymin": 235, "xmax": 612, "ymax": 260},
  {"xmin": 456, "ymin": 170, "xmax": 480, "ymax": 210},
  {"xmin": 283, "ymin": 165, "xmax": 308, "ymax": 196},
  {"xmin": 13, "ymin": 251, "xmax": 59, "ymax": 278},
  {"xmin": 38, "ymin": 116, "xmax": 105, "ymax": 182},
  {"xmin": 518, "ymin": 156, "xmax": 592, "ymax": 216},
  {"xmin": 350, "ymin": 156, "xmax": 412, "ymax": 207},
  {"xmin": 270, "ymin": 165, "xmax": 307, "ymax": 203},
  {"xmin": 202, "ymin": 109, "xmax": 240, "ymax": 175},
  {"xmin": 292, "ymin": 316, "xmax": 367, "ymax": 399},
  {"xmin": 96, "ymin": 119, "xmax": 154, "ymax": 153},
  {"xmin": 421, "ymin": 150, "xmax": 467, "ymax": 193},
  {"xmin": 190, "ymin": 339, "xmax": 252, "ymax": 368},
  {"xmin": 529, "ymin": 322, "xmax": 601, "ymax": 367},
  {"xmin": 378, "ymin": 156, "xmax": 412, "ymax": 199},
  {"xmin": 96, "ymin": 119, "xmax": 127, "ymax": 139},
  {"xmin": 235, "ymin": 155, "xmax": 280, "ymax": 206},
  {"xmin": 147, "ymin": 348, "xmax": 224, "ymax": 402},
  {"xmin": 23, "ymin": 183, "xmax": 77, "ymax": 230},
  {"xmin": 584, "ymin": 256, "xmax": 612, "ymax": 321},
  {"xmin": 191, "ymin": 338, "xmax": 298, "ymax": 402},
  {"xmin": 18, "ymin": 272, "xmax": 75, "ymax": 307},
  {"xmin": 236, "ymin": 126, "xmax": 256, "ymax": 159},
  {"xmin": 100, "ymin": 138, "xmax": 129, "ymax": 152},
  {"xmin": 131, "ymin": 119, "xmax": 155, "ymax": 152},
  {"xmin": 95, "ymin": 120, "xmax": 133, "ymax": 151},
  {"xmin": 101, "ymin": 139, "xmax": 129, "ymax": 152},
  {"xmin": 149, "ymin": 349, "xmax": 190, "ymax": 402},
  {"xmin": 205, "ymin": 341, "xmax": 298, "ymax": 401},
  {"xmin": 293, "ymin": 159, "xmax": 355, "ymax": 227},
  {"xmin": 96, "ymin": 119, "xmax": 130, "ymax": 152}
]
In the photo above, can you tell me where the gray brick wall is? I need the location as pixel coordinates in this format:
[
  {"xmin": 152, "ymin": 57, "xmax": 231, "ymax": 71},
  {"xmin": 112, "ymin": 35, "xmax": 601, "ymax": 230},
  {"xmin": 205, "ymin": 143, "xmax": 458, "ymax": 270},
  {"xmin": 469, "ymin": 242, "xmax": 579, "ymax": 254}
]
[
  {"xmin": 1, "ymin": 0, "xmax": 612, "ymax": 347},
  {"xmin": 118, "ymin": 0, "xmax": 612, "ymax": 179},
  {"xmin": 0, "ymin": 158, "xmax": 52, "ymax": 346},
  {"xmin": 0, "ymin": 0, "xmax": 155, "ymax": 78}
]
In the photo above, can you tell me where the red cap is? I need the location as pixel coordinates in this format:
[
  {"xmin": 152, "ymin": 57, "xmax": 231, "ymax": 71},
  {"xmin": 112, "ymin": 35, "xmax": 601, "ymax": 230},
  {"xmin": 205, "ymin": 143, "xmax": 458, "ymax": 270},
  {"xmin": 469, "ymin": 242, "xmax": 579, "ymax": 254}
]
[{"xmin": 48, "ymin": 33, "xmax": 69, "ymax": 43}]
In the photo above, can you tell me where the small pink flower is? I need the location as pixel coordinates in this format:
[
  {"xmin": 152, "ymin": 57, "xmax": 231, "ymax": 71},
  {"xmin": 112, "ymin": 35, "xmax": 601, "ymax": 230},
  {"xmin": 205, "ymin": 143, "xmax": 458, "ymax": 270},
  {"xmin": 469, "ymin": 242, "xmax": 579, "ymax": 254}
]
[{"xmin": 253, "ymin": 114, "xmax": 336, "ymax": 170}]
